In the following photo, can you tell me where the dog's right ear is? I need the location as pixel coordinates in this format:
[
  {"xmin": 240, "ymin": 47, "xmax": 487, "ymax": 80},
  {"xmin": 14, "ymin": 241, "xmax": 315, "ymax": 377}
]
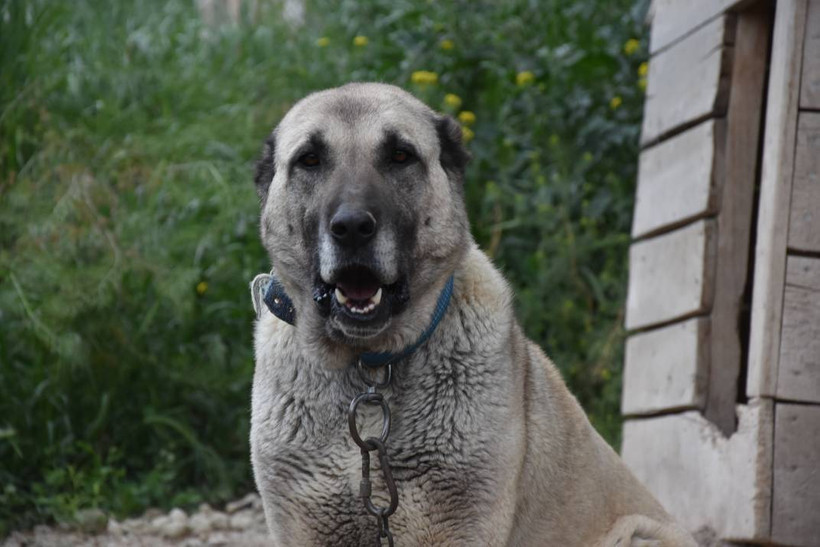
[
  {"xmin": 254, "ymin": 131, "xmax": 276, "ymax": 202},
  {"xmin": 435, "ymin": 115, "xmax": 471, "ymax": 179}
]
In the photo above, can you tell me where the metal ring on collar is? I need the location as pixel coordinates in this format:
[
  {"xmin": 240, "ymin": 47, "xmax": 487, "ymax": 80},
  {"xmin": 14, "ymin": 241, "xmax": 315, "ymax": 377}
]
[
  {"xmin": 357, "ymin": 360, "xmax": 392, "ymax": 389},
  {"xmin": 347, "ymin": 393, "xmax": 391, "ymax": 449}
]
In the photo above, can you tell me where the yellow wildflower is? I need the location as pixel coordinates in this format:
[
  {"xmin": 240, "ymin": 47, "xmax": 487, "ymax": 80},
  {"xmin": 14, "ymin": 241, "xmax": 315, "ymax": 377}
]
[
  {"xmin": 609, "ymin": 96, "xmax": 622, "ymax": 110},
  {"xmin": 410, "ymin": 70, "xmax": 438, "ymax": 85},
  {"xmin": 316, "ymin": 37, "xmax": 330, "ymax": 47},
  {"xmin": 353, "ymin": 35, "xmax": 368, "ymax": 47},
  {"xmin": 440, "ymin": 39, "xmax": 454, "ymax": 51},
  {"xmin": 638, "ymin": 77, "xmax": 647, "ymax": 92},
  {"xmin": 458, "ymin": 110, "xmax": 476, "ymax": 126},
  {"xmin": 623, "ymin": 38, "xmax": 640, "ymax": 55},
  {"xmin": 637, "ymin": 61, "xmax": 648, "ymax": 77},
  {"xmin": 516, "ymin": 70, "xmax": 535, "ymax": 87},
  {"xmin": 461, "ymin": 126, "xmax": 475, "ymax": 143},
  {"xmin": 196, "ymin": 281, "xmax": 208, "ymax": 295},
  {"xmin": 444, "ymin": 93, "xmax": 462, "ymax": 110}
]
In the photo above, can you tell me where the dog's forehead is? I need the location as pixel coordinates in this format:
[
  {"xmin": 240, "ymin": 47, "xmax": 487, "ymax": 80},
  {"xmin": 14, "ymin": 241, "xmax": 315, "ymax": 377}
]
[{"xmin": 276, "ymin": 85, "xmax": 440, "ymax": 161}]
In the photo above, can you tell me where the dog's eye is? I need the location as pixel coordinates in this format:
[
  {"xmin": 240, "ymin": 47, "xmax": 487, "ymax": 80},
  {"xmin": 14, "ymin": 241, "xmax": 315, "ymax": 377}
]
[
  {"xmin": 391, "ymin": 149, "xmax": 412, "ymax": 164},
  {"xmin": 298, "ymin": 153, "xmax": 320, "ymax": 168}
]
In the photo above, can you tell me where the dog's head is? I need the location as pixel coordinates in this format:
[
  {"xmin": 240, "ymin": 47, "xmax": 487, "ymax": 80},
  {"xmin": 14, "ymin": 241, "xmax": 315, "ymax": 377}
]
[{"xmin": 254, "ymin": 83, "xmax": 470, "ymax": 359}]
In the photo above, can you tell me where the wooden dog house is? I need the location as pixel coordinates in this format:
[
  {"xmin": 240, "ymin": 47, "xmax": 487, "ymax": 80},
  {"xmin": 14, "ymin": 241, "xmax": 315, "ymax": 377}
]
[{"xmin": 620, "ymin": 1, "xmax": 820, "ymax": 544}]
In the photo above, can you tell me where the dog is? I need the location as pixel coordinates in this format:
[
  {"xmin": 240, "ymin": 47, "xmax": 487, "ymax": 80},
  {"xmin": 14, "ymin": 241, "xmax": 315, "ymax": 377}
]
[{"xmin": 249, "ymin": 82, "xmax": 695, "ymax": 546}]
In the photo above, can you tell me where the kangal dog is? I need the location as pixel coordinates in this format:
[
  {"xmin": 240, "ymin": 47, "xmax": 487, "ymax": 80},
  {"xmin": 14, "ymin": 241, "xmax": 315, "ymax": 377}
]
[{"xmin": 250, "ymin": 83, "xmax": 695, "ymax": 546}]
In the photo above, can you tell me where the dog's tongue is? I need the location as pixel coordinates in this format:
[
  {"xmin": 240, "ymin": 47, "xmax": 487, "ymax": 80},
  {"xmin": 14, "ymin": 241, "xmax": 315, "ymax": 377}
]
[{"xmin": 336, "ymin": 281, "xmax": 380, "ymax": 301}]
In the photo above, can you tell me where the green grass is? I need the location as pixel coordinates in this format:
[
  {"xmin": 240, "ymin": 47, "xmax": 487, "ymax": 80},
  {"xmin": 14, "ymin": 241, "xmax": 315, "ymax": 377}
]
[{"xmin": 0, "ymin": 0, "xmax": 648, "ymax": 534}]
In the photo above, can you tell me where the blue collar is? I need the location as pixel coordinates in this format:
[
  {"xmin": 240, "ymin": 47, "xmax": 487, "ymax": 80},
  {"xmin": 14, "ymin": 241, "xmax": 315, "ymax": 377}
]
[{"xmin": 250, "ymin": 273, "xmax": 455, "ymax": 367}]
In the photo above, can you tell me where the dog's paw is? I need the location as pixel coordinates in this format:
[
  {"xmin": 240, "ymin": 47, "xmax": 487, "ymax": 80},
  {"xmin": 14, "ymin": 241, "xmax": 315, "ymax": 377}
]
[{"xmin": 596, "ymin": 515, "xmax": 697, "ymax": 547}]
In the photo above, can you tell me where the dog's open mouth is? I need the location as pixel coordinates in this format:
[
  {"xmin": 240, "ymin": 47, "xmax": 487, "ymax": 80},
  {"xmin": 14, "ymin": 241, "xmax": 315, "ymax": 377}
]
[
  {"xmin": 333, "ymin": 265, "xmax": 383, "ymax": 317},
  {"xmin": 314, "ymin": 264, "xmax": 410, "ymax": 339}
]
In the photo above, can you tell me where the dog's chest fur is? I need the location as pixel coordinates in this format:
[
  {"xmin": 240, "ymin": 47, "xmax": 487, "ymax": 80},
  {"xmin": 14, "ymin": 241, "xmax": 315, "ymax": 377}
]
[{"xmin": 251, "ymin": 265, "xmax": 524, "ymax": 545}]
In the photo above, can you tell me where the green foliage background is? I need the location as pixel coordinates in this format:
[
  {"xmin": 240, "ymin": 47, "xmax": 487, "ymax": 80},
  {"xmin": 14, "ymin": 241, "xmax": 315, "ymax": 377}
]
[{"xmin": 0, "ymin": 0, "xmax": 648, "ymax": 534}]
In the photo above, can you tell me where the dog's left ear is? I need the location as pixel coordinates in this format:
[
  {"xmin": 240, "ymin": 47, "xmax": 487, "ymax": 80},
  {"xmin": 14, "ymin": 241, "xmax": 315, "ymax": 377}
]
[
  {"xmin": 254, "ymin": 130, "xmax": 276, "ymax": 202},
  {"xmin": 436, "ymin": 115, "xmax": 471, "ymax": 177}
]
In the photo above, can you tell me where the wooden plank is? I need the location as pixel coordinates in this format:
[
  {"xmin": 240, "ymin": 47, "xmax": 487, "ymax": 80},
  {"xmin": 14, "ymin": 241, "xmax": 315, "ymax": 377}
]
[
  {"xmin": 788, "ymin": 113, "xmax": 820, "ymax": 253},
  {"xmin": 800, "ymin": 0, "xmax": 820, "ymax": 109},
  {"xmin": 622, "ymin": 317, "xmax": 709, "ymax": 416},
  {"xmin": 772, "ymin": 403, "xmax": 820, "ymax": 546},
  {"xmin": 783, "ymin": 253, "xmax": 820, "ymax": 291},
  {"xmin": 626, "ymin": 219, "xmax": 716, "ymax": 331},
  {"xmin": 641, "ymin": 16, "xmax": 735, "ymax": 146},
  {"xmin": 776, "ymin": 256, "xmax": 820, "ymax": 403},
  {"xmin": 648, "ymin": 0, "xmax": 748, "ymax": 54},
  {"xmin": 632, "ymin": 120, "xmax": 725, "ymax": 239},
  {"xmin": 747, "ymin": 0, "xmax": 808, "ymax": 398},
  {"xmin": 622, "ymin": 399, "xmax": 773, "ymax": 540},
  {"xmin": 703, "ymin": 4, "xmax": 772, "ymax": 434}
]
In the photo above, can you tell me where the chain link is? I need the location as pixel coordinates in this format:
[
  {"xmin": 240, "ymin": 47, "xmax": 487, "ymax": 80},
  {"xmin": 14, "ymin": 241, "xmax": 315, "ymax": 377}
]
[{"xmin": 348, "ymin": 362, "xmax": 398, "ymax": 546}]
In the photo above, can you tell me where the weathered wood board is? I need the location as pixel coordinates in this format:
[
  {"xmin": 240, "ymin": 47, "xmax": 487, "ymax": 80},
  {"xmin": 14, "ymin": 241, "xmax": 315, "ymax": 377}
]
[
  {"xmin": 622, "ymin": 399, "xmax": 773, "ymax": 540},
  {"xmin": 703, "ymin": 3, "xmax": 771, "ymax": 434},
  {"xmin": 747, "ymin": 0, "xmax": 808, "ymax": 398},
  {"xmin": 632, "ymin": 120, "xmax": 725, "ymax": 239},
  {"xmin": 776, "ymin": 256, "xmax": 820, "ymax": 403},
  {"xmin": 800, "ymin": 0, "xmax": 820, "ymax": 109},
  {"xmin": 772, "ymin": 403, "xmax": 820, "ymax": 546},
  {"xmin": 622, "ymin": 318, "xmax": 709, "ymax": 416},
  {"xmin": 626, "ymin": 219, "xmax": 715, "ymax": 331},
  {"xmin": 788, "ymin": 113, "xmax": 820, "ymax": 254},
  {"xmin": 648, "ymin": 0, "xmax": 746, "ymax": 54},
  {"xmin": 625, "ymin": 2, "xmax": 820, "ymax": 546},
  {"xmin": 642, "ymin": 16, "xmax": 734, "ymax": 145}
]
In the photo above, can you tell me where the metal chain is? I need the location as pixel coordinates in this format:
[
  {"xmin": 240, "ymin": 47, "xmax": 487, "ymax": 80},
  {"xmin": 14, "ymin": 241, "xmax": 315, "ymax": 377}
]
[{"xmin": 347, "ymin": 361, "xmax": 399, "ymax": 546}]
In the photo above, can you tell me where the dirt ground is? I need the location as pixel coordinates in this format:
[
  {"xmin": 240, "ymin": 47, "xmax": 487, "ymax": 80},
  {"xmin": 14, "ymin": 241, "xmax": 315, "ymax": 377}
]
[{"xmin": 2, "ymin": 494, "xmax": 271, "ymax": 547}]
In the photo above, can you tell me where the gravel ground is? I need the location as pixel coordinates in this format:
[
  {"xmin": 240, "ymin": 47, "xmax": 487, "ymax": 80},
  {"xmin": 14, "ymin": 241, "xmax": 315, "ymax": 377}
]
[
  {"xmin": 2, "ymin": 494, "xmax": 271, "ymax": 547},
  {"xmin": 3, "ymin": 493, "xmax": 725, "ymax": 546}
]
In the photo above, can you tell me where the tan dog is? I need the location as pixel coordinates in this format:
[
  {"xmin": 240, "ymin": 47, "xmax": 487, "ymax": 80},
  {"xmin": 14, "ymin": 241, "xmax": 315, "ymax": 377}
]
[{"xmin": 250, "ymin": 83, "xmax": 695, "ymax": 546}]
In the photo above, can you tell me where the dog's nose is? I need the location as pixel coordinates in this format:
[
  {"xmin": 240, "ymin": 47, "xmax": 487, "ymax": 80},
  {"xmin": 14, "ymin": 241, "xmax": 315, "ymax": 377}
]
[{"xmin": 329, "ymin": 207, "xmax": 377, "ymax": 248}]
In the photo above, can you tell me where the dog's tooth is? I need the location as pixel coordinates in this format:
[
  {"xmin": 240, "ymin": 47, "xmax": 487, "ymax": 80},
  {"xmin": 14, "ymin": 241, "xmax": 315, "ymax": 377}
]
[
  {"xmin": 372, "ymin": 288, "xmax": 382, "ymax": 306},
  {"xmin": 335, "ymin": 288, "xmax": 348, "ymax": 305}
]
